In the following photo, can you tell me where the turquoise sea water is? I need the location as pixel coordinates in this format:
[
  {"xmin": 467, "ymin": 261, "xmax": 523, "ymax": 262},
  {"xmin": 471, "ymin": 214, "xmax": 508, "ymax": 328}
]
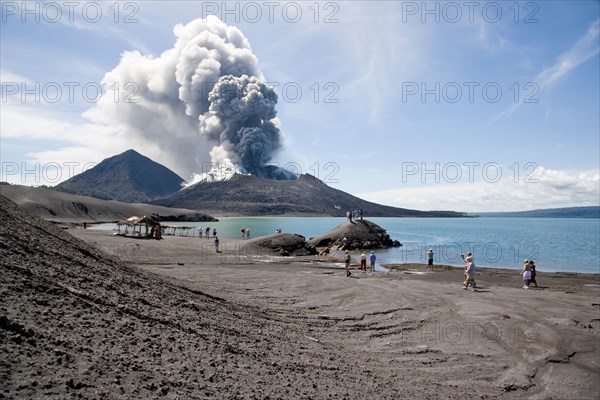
[{"xmin": 94, "ymin": 217, "xmax": 600, "ymax": 274}]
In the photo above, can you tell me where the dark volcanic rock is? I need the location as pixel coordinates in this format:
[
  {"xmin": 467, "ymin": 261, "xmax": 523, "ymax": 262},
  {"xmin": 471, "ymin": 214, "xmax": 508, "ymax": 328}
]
[
  {"xmin": 155, "ymin": 173, "xmax": 467, "ymax": 217},
  {"xmin": 308, "ymin": 219, "xmax": 398, "ymax": 250},
  {"xmin": 241, "ymin": 233, "xmax": 318, "ymax": 256},
  {"xmin": 56, "ymin": 149, "xmax": 185, "ymax": 203},
  {"xmin": 151, "ymin": 213, "xmax": 217, "ymax": 222}
]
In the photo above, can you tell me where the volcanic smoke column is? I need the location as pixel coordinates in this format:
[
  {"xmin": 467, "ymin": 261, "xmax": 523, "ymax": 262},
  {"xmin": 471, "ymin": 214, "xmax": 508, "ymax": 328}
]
[
  {"xmin": 202, "ymin": 75, "xmax": 282, "ymax": 178},
  {"xmin": 88, "ymin": 15, "xmax": 292, "ymax": 181}
]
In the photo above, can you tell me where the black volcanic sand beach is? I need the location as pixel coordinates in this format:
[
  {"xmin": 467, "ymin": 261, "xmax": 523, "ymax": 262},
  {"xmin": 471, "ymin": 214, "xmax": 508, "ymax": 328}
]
[{"xmin": 2, "ymin": 196, "xmax": 599, "ymax": 399}]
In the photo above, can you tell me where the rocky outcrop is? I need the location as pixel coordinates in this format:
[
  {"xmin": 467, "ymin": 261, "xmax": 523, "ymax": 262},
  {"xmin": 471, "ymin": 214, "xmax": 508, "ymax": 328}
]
[
  {"xmin": 241, "ymin": 233, "xmax": 317, "ymax": 256},
  {"xmin": 308, "ymin": 219, "xmax": 401, "ymax": 250}
]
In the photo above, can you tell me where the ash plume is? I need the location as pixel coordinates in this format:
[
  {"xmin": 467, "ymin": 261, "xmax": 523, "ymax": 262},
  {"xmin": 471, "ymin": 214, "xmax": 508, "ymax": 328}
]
[
  {"xmin": 202, "ymin": 75, "xmax": 282, "ymax": 177},
  {"xmin": 87, "ymin": 15, "xmax": 290, "ymax": 182}
]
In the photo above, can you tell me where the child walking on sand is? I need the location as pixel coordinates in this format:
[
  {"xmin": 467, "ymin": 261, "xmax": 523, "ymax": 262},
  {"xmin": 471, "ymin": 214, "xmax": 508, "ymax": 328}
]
[{"xmin": 462, "ymin": 252, "xmax": 476, "ymax": 289}]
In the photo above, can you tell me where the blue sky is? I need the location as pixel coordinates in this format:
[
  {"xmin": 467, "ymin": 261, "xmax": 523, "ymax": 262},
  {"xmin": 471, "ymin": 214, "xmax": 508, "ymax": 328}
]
[{"xmin": 1, "ymin": 1, "xmax": 599, "ymax": 212}]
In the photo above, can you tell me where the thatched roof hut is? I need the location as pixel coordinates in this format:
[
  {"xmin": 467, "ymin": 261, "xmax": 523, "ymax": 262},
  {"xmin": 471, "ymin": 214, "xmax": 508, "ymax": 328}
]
[{"xmin": 117, "ymin": 216, "xmax": 160, "ymax": 237}]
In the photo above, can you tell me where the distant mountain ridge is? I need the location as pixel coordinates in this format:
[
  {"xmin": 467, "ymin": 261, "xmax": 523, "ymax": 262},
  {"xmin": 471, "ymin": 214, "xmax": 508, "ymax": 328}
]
[
  {"xmin": 471, "ymin": 206, "xmax": 600, "ymax": 218},
  {"xmin": 55, "ymin": 150, "xmax": 185, "ymax": 203},
  {"xmin": 0, "ymin": 184, "xmax": 216, "ymax": 223},
  {"xmin": 154, "ymin": 173, "xmax": 466, "ymax": 217}
]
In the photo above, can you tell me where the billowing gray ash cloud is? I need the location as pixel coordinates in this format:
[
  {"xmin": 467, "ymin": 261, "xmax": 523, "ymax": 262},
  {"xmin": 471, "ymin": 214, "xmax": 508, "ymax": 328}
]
[
  {"xmin": 89, "ymin": 15, "xmax": 295, "ymax": 182},
  {"xmin": 203, "ymin": 75, "xmax": 294, "ymax": 179}
]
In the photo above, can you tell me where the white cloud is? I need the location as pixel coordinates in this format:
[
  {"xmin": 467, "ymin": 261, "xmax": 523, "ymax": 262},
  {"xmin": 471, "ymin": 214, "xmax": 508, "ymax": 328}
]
[
  {"xmin": 497, "ymin": 18, "xmax": 600, "ymax": 118},
  {"xmin": 357, "ymin": 166, "xmax": 600, "ymax": 212},
  {"xmin": 0, "ymin": 69, "xmax": 33, "ymax": 84},
  {"xmin": 0, "ymin": 102, "xmax": 191, "ymax": 185}
]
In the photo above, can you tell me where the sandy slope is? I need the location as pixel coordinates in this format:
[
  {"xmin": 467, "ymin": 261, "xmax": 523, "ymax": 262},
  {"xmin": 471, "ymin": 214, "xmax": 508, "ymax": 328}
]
[
  {"xmin": 2, "ymin": 194, "xmax": 599, "ymax": 399},
  {"xmin": 73, "ymin": 227, "xmax": 599, "ymax": 399},
  {"xmin": 0, "ymin": 185, "xmax": 214, "ymax": 223}
]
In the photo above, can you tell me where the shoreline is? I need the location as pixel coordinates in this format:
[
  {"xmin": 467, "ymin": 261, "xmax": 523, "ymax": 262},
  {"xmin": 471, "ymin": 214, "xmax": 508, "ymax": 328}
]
[
  {"xmin": 72, "ymin": 226, "xmax": 600, "ymax": 277},
  {"xmin": 72, "ymin": 228, "xmax": 600, "ymax": 283},
  {"xmin": 381, "ymin": 262, "xmax": 600, "ymax": 278}
]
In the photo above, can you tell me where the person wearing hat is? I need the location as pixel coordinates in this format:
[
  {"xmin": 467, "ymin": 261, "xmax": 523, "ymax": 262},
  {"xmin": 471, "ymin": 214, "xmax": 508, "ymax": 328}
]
[
  {"xmin": 427, "ymin": 248, "xmax": 434, "ymax": 270},
  {"xmin": 369, "ymin": 251, "xmax": 377, "ymax": 272},
  {"xmin": 344, "ymin": 250, "xmax": 351, "ymax": 277},
  {"xmin": 461, "ymin": 252, "xmax": 476, "ymax": 289}
]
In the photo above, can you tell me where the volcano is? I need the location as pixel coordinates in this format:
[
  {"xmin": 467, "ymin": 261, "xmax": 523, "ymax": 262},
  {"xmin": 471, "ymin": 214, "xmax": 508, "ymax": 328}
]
[
  {"xmin": 154, "ymin": 173, "xmax": 465, "ymax": 217},
  {"xmin": 55, "ymin": 150, "xmax": 185, "ymax": 203}
]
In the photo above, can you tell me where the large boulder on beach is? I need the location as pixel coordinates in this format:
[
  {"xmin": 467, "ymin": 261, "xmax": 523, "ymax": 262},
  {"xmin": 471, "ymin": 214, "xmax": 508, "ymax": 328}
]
[
  {"xmin": 308, "ymin": 219, "xmax": 399, "ymax": 250},
  {"xmin": 241, "ymin": 233, "xmax": 317, "ymax": 256}
]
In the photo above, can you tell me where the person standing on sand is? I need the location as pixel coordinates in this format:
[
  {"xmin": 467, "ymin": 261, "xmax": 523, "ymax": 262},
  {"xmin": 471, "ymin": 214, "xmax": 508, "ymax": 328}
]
[
  {"xmin": 461, "ymin": 252, "xmax": 476, "ymax": 289},
  {"xmin": 344, "ymin": 250, "xmax": 351, "ymax": 277},
  {"xmin": 213, "ymin": 228, "xmax": 217, "ymax": 238},
  {"xmin": 205, "ymin": 227, "xmax": 210, "ymax": 238},
  {"xmin": 360, "ymin": 252, "xmax": 367, "ymax": 271},
  {"xmin": 198, "ymin": 226, "xmax": 203, "ymax": 238},
  {"xmin": 522, "ymin": 260, "xmax": 532, "ymax": 289},
  {"xmin": 347, "ymin": 211, "xmax": 352, "ymax": 222},
  {"xmin": 370, "ymin": 251, "xmax": 376, "ymax": 272},
  {"xmin": 246, "ymin": 227, "xmax": 250, "ymax": 239},
  {"xmin": 241, "ymin": 227, "xmax": 246, "ymax": 240},
  {"xmin": 529, "ymin": 260, "xmax": 538, "ymax": 287},
  {"xmin": 214, "ymin": 237, "xmax": 220, "ymax": 253},
  {"xmin": 427, "ymin": 248, "xmax": 434, "ymax": 270}
]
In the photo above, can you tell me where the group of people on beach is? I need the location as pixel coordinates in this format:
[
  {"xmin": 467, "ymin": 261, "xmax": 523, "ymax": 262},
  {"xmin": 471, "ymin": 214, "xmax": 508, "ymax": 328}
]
[
  {"xmin": 458, "ymin": 252, "xmax": 539, "ymax": 290},
  {"xmin": 196, "ymin": 226, "xmax": 219, "ymax": 252},
  {"xmin": 387, "ymin": 248, "xmax": 540, "ymax": 290},
  {"xmin": 240, "ymin": 227, "xmax": 251, "ymax": 240},
  {"xmin": 197, "ymin": 226, "xmax": 217, "ymax": 239},
  {"xmin": 344, "ymin": 250, "xmax": 377, "ymax": 277}
]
